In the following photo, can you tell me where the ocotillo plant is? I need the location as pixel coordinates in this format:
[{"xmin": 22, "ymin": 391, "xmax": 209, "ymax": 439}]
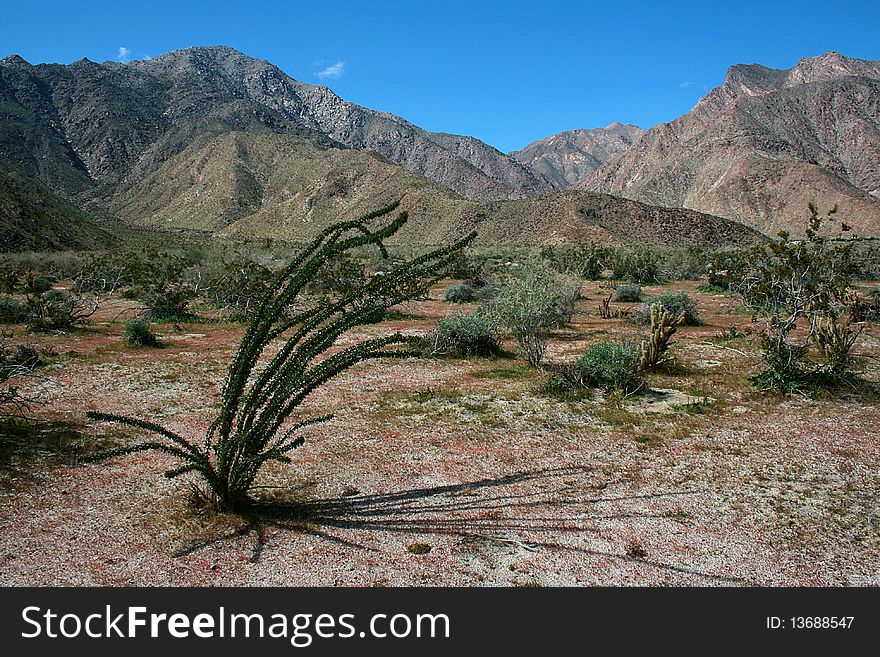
[{"xmin": 86, "ymin": 201, "xmax": 475, "ymax": 512}]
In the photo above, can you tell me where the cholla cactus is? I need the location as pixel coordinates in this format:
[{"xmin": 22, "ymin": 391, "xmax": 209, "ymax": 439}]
[
  {"xmin": 87, "ymin": 200, "xmax": 475, "ymax": 512},
  {"xmin": 639, "ymin": 302, "xmax": 684, "ymax": 369}
]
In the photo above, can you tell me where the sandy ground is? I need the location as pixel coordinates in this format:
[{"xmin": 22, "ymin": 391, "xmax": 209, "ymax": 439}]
[{"xmin": 1, "ymin": 282, "xmax": 878, "ymax": 586}]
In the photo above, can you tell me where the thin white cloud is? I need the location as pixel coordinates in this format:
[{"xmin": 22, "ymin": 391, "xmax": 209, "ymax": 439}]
[
  {"xmin": 679, "ymin": 80, "xmax": 693, "ymax": 88},
  {"xmin": 316, "ymin": 60, "xmax": 345, "ymax": 80},
  {"xmin": 117, "ymin": 46, "xmax": 132, "ymax": 63}
]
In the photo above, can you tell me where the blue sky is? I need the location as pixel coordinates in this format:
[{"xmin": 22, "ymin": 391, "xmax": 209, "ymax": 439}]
[{"xmin": 2, "ymin": 0, "xmax": 879, "ymax": 152}]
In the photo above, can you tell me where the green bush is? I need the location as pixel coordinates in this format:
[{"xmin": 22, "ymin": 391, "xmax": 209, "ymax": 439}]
[
  {"xmin": 614, "ymin": 284, "xmax": 643, "ymax": 302},
  {"xmin": 542, "ymin": 244, "xmax": 610, "ymax": 280},
  {"xmin": 26, "ymin": 290, "xmax": 77, "ymax": 332},
  {"xmin": 124, "ymin": 319, "xmax": 160, "ymax": 347},
  {"xmin": 579, "ymin": 342, "xmax": 644, "ymax": 394},
  {"xmin": 612, "ymin": 247, "xmax": 662, "ymax": 284},
  {"xmin": 0, "ymin": 297, "xmax": 27, "ymax": 324},
  {"xmin": 202, "ymin": 256, "xmax": 276, "ymax": 321},
  {"xmin": 490, "ymin": 262, "xmax": 580, "ymax": 366},
  {"xmin": 633, "ymin": 291, "xmax": 701, "ymax": 326},
  {"xmin": 662, "ymin": 247, "xmax": 708, "ymax": 281},
  {"xmin": 428, "ymin": 312, "xmax": 502, "ymax": 357},
  {"xmin": 705, "ymin": 249, "xmax": 750, "ymax": 290},
  {"xmin": 127, "ymin": 253, "xmax": 198, "ymax": 321},
  {"xmin": 307, "ymin": 255, "xmax": 368, "ymax": 297},
  {"xmin": 739, "ymin": 205, "xmax": 859, "ymax": 391},
  {"xmin": 25, "ymin": 275, "xmax": 53, "ymax": 294},
  {"xmin": 444, "ymin": 281, "xmax": 478, "ymax": 304},
  {"xmin": 73, "ymin": 251, "xmax": 144, "ymax": 294}
]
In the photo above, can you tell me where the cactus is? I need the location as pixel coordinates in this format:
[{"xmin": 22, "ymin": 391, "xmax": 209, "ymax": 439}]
[{"xmin": 639, "ymin": 302, "xmax": 684, "ymax": 369}]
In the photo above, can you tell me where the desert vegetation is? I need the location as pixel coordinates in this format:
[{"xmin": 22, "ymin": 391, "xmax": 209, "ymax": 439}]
[{"xmin": 0, "ymin": 204, "xmax": 878, "ymax": 586}]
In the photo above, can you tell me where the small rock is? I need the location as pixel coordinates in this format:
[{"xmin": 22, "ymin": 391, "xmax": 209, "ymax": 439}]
[{"xmin": 407, "ymin": 542, "xmax": 432, "ymax": 555}]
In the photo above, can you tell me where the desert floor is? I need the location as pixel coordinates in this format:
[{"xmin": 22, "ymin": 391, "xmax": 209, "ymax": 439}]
[{"xmin": 1, "ymin": 281, "xmax": 878, "ymax": 586}]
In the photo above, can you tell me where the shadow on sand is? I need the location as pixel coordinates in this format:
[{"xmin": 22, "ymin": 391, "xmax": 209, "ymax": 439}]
[{"xmin": 175, "ymin": 465, "xmax": 750, "ymax": 585}]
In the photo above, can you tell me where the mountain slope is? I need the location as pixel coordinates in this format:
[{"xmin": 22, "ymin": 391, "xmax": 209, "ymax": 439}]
[
  {"xmin": 581, "ymin": 52, "xmax": 880, "ymax": 236},
  {"xmin": 511, "ymin": 122, "xmax": 644, "ymax": 188},
  {"xmin": 114, "ymin": 131, "xmax": 763, "ymax": 247},
  {"xmin": 0, "ymin": 160, "xmax": 119, "ymax": 251},
  {"xmin": 0, "ymin": 47, "xmax": 551, "ymax": 203}
]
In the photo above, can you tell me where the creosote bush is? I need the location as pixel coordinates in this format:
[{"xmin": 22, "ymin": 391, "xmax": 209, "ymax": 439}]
[
  {"xmin": 126, "ymin": 252, "xmax": 199, "ymax": 321},
  {"xmin": 444, "ymin": 281, "xmax": 478, "ymax": 304},
  {"xmin": 614, "ymin": 284, "xmax": 643, "ymax": 302},
  {"xmin": 86, "ymin": 201, "xmax": 475, "ymax": 512},
  {"xmin": 633, "ymin": 291, "xmax": 701, "ymax": 326},
  {"xmin": 578, "ymin": 342, "xmax": 644, "ymax": 394},
  {"xmin": 489, "ymin": 261, "xmax": 580, "ymax": 366},
  {"xmin": 202, "ymin": 256, "xmax": 276, "ymax": 321},
  {"xmin": 124, "ymin": 319, "xmax": 160, "ymax": 347},
  {"xmin": 612, "ymin": 247, "xmax": 662, "ymax": 284},
  {"xmin": 739, "ymin": 205, "xmax": 859, "ymax": 391},
  {"xmin": 0, "ymin": 297, "xmax": 27, "ymax": 324},
  {"xmin": 426, "ymin": 312, "xmax": 502, "ymax": 358}
]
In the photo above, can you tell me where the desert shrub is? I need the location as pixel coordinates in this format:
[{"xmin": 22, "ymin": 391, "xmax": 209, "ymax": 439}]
[
  {"xmin": 0, "ymin": 269, "xmax": 20, "ymax": 294},
  {"xmin": 202, "ymin": 256, "xmax": 275, "ymax": 321},
  {"xmin": 849, "ymin": 288, "xmax": 880, "ymax": 322},
  {"xmin": 444, "ymin": 281, "xmax": 478, "ymax": 304},
  {"xmin": 86, "ymin": 201, "xmax": 475, "ymax": 512},
  {"xmin": 490, "ymin": 261, "xmax": 580, "ymax": 366},
  {"xmin": 614, "ymin": 284, "xmax": 643, "ymax": 302},
  {"xmin": 307, "ymin": 254, "xmax": 368, "ymax": 297},
  {"xmin": 124, "ymin": 319, "xmax": 160, "ymax": 347},
  {"xmin": 445, "ymin": 251, "xmax": 487, "ymax": 281},
  {"xmin": 427, "ymin": 312, "xmax": 502, "ymax": 357},
  {"xmin": 127, "ymin": 253, "xmax": 199, "ymax": 321},
  {"xmin": 740, "ymin": 205, "xmax": 858, "ymax": 391},
  {"xmin": 0, "ymin": 339, "xmax": 43, "ymax": 413},
  {"xmin": 540, "ymin": 361, "xmax": 594, "ymax": 401},
  {"xmin": 612, "ymin": 247, "xmax": 662, "ymax": 284},
  {"xmin": 705, "ymin": 249, "xmax": 750, "ymax": 291},
  {"xmin": 633, "ymin": 291, "xmax": 701, "ymax": 326},
  {"xmin": 73, "ymin": 251, "xmax": 144, "ymax": 294},
  {"xmin": 26, "ymin": 290, "xmax": 78, "ymax": 332},
  {"xmin": 542, "ymin": 244, "xmax": 610, "ymax": 280},
  {"xmin": 662, "ymin": 247, "xmax": 707, "ymax": 281},
  {"xmin": 579, "ymin": 342, "xmax": 644, "ymax": 394},
  {"xmin": 24, "ymin": 274, "xmax": 53, "ymax": 294},
  {"xmin": 852, "ymin": 243, "xmax": 880, "ymax": 280},
  {"xmin": 0, "ymin": 297, "xmax": 27, "ymax": 324}
]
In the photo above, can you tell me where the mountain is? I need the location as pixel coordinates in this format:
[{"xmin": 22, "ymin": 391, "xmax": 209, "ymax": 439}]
[
  {"xmin": 581, "ymin": 52, "xmax": 880, "ymax": 236},
  {"xmin": 0, "ymin": 45, "xmax": 763, "ymax": 251},
  {"xmin": 0, "ymin": 159, "xmax": 119, "ymax": 251},
  {"xmin": 510, "ymin": 122, "xmax": 644, "ymax": 188},
  {"xmin": 0, "ymin": 46, "xmax": 551, "ymax": 204},
  {"xmin": 111, "ymin": 130, "xmax": 763, "ymax": 247}
]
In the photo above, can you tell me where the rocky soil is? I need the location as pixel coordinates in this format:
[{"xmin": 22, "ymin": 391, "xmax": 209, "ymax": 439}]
[{"xmin": 1, "ymin": 282, "xmax": 877, "ymax": 586}]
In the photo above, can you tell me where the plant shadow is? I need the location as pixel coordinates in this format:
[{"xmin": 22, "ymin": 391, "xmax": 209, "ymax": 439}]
[{"xmin": 178, "ymin": 465, "xmax": 751, "ymax": 585}]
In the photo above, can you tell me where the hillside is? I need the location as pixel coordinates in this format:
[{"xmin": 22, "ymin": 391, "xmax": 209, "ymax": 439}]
[
  {"xmin": 0, "ymin": 161, "xmax": 119, "ymax": 252},
  {"xmin": 581, "ymin": 52, "xmax": 880, "ymax": 236},
  {"xmin": 114, "ymin": 131, "xmax": 763, "ymax": 247}
]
